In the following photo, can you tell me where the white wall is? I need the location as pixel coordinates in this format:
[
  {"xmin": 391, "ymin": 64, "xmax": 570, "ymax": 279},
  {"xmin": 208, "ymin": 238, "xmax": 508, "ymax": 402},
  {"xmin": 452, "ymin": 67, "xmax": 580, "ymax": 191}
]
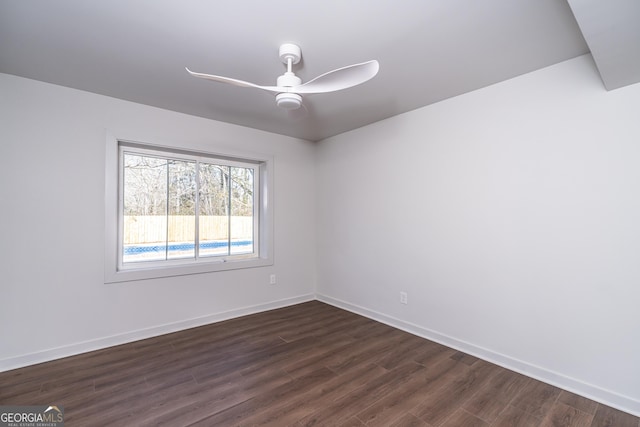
[
  {"xmin": 0, "ymin": 73, "xmax": 316, "ymax": 369},
  {"xmin": 316, "ymin": 54, "xmax": 640, "ymax": 414}
]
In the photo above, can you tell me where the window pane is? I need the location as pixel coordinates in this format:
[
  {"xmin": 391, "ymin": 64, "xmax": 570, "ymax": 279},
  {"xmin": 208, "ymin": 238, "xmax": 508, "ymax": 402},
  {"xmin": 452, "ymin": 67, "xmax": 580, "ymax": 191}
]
[
  {"xmin": 117, "ymin": 143, "xmax": 262, "ymax": 274},
  {"xmin": 167, "ymin": 159, "xmax": 196, "ymax": 260},
  {"xmin": 199, "ymin": 163, "xmax": 229, "ymax": 256},
  {"xmin": 123, "ymin": 154, "xmax": 168, "ymax": 263},
  {"xmin": 230, "ymin": 167, "xmax": 254, "ymax": 255}
]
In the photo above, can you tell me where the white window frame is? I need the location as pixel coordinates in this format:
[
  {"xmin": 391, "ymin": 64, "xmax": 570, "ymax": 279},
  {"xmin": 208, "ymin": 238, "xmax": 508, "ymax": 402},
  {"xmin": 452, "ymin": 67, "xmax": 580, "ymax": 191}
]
[{"xmin": 104, "ymin": 133, "xmax": 273, "ymax": 283}]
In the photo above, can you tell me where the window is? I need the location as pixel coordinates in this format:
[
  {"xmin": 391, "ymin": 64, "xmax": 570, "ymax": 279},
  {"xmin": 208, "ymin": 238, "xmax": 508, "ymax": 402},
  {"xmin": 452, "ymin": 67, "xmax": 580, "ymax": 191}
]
[{"xmin": 105, "ymin": 136, "xmax": 273, "ymax": 282}]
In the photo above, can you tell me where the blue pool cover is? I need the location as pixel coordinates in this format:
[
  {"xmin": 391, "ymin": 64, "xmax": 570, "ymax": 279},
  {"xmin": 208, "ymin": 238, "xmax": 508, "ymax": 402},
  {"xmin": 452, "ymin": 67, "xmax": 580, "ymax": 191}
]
[{"xmin": 124, "ymin": 240, "xmax": 252, "ymax": 255}]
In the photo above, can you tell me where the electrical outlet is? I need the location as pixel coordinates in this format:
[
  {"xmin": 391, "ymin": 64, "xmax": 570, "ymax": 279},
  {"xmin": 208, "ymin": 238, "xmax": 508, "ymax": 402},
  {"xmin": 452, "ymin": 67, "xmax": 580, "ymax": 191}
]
[
  {"xmin": 269, "ymin": 274, "xmax": 277, "ymax": 285},
  {"xmin": 400, "ymin": 291, "xmax": 408, "ymax": 304}
]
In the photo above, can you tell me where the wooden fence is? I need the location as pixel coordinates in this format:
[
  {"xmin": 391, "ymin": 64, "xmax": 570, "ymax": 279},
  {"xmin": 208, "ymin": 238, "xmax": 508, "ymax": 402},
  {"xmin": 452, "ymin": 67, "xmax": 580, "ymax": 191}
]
[{"xmin": 123, "ymin": 215, "xmax": 252, "ymax": 244}]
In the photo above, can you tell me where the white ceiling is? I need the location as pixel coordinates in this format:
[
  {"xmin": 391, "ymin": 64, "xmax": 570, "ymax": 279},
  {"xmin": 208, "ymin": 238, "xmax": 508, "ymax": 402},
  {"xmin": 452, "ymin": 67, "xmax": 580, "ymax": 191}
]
[{"xmin": 0, "ymin": 1, "xmax": 637, "ymax": 141}]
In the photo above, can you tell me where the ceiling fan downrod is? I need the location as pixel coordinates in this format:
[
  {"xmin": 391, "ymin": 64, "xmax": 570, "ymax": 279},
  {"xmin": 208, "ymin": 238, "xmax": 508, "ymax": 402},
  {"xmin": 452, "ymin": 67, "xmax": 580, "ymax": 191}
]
[{"xmin": 276, "ymin": 44, "xmax": 303, "ymax": 109}]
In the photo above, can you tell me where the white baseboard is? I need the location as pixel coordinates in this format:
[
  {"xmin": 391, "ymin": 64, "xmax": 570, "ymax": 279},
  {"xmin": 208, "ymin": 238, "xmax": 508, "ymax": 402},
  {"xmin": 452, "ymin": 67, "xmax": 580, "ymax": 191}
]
[
  {"xmin": 316, "ymin": 293, "xmax": 640, "ymax": 418},
  {"xmin": 0, "ymin": 294, "xmax": 314, "ymax": 373}
]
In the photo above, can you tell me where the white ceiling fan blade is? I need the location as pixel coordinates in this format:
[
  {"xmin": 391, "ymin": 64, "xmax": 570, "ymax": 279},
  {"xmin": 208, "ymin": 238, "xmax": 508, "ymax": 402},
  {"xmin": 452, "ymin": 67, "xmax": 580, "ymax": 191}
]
[
  {"xmin": 293, "ymin": 60, "xmax": 379, "ymax": 94},
  {"xmin": 185, "ymin": 67, "xmax": 281, "ymax": 93}
]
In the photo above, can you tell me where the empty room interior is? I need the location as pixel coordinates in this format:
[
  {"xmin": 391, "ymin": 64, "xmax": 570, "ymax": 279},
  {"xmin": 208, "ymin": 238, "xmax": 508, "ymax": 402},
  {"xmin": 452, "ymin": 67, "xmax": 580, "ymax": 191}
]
[{"xmin": 1, "ymin": 1, "xmax": 639, "ymax": 425}]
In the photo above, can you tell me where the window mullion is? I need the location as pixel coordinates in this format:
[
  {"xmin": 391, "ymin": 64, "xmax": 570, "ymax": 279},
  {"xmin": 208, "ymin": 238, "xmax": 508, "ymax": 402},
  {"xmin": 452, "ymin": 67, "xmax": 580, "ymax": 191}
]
[
  {"xmin": 253, "ymin": 165, "xmax": 259, "ymax": 256},
  {"xmin": 227, "ymin": 166, "xmax": 232, "ymax": 257},
  {"xmin": 195, "ymin": 160, "xmax": 200, "ymax": 260},
  {"xmin": 165, "ymin": 160, "xmax": 170, "ymax": 261}
]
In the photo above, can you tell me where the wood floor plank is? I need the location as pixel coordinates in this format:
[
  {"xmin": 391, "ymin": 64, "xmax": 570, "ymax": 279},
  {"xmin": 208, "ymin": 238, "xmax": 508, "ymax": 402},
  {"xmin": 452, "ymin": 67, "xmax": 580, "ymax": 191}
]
[
  {"xmin": 388, "ymin": 413, "xmax": 433, "ymax": 427},
  {"xmin": 493, "ymin": 405, "xmax": 546, "ymax": 427},
  {"xmin": 63, "ymin": 376, "xmax": 154, "ymax": 425},
  {"xmin": 590, "ymin": 404, "xmax": 639, "ymax": 427},
  {"xmin": 339, "ymin": 416, "xmax": 367, "ymax": 426},
  {"xmin": 411, "ymin": 360, "xmax": 501, "ymax": 425},
  {"xmin": 441, "ymin": 408, "xmax": 490, "ymax": 427},
  {"xmin": 354, "ymin": 367, "xmax": 441, "ymax": 426},
  {"xmin": 320, "ymin": 327, "xmax": 408, "ymax": 374},
  {"xmin": 557, "ymin": 391, "xmax": 599, "ymax": 416},
  {"xmin": 187, "ymin": 367, "xmax": 336, "ymax": 426},
  {"xmin": 450, "ymin": 351, "xmax": 481, "ymax": 366},
  {"xmin": 356, "ymin": 355, "xmax": 464, "ymax": 427},
  {"xmin": 141, "ymin": 380, "xmax": 255, "ymax": 425},
  {"xmin": 294, "ymin": 362, "xmax": 426, "ymax": 426},
  {"xmin": 247, "ymin": 362, "xmax": 388, "ymax": 427},
  {"xmin": 139, "ymin": 369, "xmax": 295, "ymax": 426},
  {"xmin": 510, "ymin": 378, "xmax": 563, "ymax": 420},
  {"xmin": 374, "ymin": 334, "xmax": 437, "ymax": 370},
  {"xmin": 120, "ymin": 372, "xmax": 200, "ymax": 424},
  {"xmin": 282, "ymin": 335, "xmax": 359, "ymax": 378},
  {"xmin": 0, "ymin": 300, "xmax": 637, "ymax": 426},
  {"xmin": 412, "ymin": 341, "xmax": 456, "ymax": 367},
  {"xmin": 463, "ymin": 367, "xmax": 531, "ymax": 423},
  {"xmin": 539, "ymin": 402, "xmax": 593, "ymax": 427}
]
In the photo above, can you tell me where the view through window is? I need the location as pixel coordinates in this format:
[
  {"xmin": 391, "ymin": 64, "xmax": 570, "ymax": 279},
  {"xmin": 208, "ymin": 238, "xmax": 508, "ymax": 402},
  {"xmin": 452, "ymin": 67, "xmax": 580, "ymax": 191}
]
[{"xmin": 120, "ymin": 146, "xmax": 258, "ymax": 266}]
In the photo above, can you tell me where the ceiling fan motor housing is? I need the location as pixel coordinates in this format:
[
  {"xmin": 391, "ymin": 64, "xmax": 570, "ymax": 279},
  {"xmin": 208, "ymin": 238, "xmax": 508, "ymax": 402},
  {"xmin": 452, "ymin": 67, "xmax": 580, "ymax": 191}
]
[{"xmin": 277, "ymin": 72, "xmax": 302, "ymax": 88}]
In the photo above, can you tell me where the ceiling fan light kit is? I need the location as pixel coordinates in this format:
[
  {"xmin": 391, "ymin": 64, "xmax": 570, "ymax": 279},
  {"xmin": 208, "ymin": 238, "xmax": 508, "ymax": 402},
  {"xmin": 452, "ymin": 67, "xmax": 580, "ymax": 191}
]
[
  {"xmin": 186, "ymin": 43, "xmax": 379, "ymax": 113},
  {"xmin": 276, "ymin": 93, "xmax": 302, "ymax": 110}
]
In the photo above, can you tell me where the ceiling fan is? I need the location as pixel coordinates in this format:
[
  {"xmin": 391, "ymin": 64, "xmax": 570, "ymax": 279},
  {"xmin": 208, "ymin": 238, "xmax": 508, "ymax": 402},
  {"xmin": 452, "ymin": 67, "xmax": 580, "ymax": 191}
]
[{"xmin": 186, "ymin": 43, "xmax": 379, "ymax": 113}]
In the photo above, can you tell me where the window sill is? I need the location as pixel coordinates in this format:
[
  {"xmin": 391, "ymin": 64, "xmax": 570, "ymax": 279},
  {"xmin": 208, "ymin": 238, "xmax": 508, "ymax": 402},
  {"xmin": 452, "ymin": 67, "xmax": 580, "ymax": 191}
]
[{"xmin": 104, "ymin": 256, "xmax": 273, "ymax": 283}]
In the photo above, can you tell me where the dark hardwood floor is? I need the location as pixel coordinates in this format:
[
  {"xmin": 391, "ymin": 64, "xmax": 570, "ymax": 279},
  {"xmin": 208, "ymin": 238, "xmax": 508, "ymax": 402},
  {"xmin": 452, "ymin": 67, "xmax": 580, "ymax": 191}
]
[{"xmin": 1, "ymin": 301, "xmax": 638, "ymax": 426}]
